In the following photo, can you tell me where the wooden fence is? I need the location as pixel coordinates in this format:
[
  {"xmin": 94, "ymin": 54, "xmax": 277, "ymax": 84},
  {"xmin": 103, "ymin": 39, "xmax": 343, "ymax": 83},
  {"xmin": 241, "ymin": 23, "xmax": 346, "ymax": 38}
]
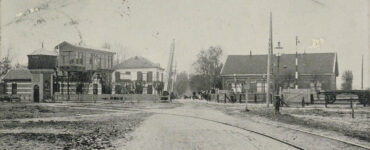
[{"xmin": 54, "ymin": 94, "xmax": 159, "ymax": 103}]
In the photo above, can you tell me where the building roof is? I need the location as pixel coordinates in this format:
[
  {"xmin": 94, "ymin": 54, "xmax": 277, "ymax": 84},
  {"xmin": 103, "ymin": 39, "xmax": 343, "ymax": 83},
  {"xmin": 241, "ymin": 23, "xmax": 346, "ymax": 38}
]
[
  {"xmin": 55, "ymin": 41, "xmax": 115, "ymax": 54},
  {"xmin": 29, "ymin": 48, "xmax": 57, "ymax": 56},
  {"xmin": 221, "ymin": 52, "xmax": 338, "ymax": 76},
  {"xmin": 114, "ymin": 56, "xmax": 163, "ymax": 70},
  {"xmin": 2, "ymin": 68, "xmax": 32, "ymax": 81}
]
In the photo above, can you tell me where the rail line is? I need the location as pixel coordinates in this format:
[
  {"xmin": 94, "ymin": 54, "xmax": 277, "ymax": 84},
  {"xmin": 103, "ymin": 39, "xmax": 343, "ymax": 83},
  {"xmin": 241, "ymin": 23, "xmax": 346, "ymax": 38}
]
[
  {"xmin": 151, "ymin": 111, "xmax": 370, "ymax": 150},
  {"xmin": 153, "ymin": 112, "xmax": 305, "ymax": 150}
]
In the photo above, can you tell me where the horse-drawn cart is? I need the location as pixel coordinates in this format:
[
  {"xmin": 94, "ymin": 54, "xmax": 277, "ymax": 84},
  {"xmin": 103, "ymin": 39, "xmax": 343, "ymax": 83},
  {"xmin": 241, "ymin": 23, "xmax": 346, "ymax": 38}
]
[{"xmin": 318, "ymin": 90, "xmax": 369, "ymax": 105}]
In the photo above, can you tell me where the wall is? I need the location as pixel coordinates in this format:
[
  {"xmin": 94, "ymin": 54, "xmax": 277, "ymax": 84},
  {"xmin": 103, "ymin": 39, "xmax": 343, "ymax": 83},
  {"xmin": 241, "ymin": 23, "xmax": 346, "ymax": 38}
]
[
  {"xmin": 112, "ymin": 67, "xmax": 164, "ymax": 95},
  {"xmin": 113, "ymin": 68, "xmax": 164, "ymax": 82},
  {"xmin": 222, "ymin": 73, "xmax": 337, "ymax": 94}
]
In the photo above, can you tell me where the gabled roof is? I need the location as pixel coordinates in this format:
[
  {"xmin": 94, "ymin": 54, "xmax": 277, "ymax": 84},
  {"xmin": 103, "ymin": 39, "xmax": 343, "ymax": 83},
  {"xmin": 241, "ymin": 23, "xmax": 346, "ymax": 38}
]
[
  {"xmin": 3, "ymin": 68, "xmax": 32, "ymax": 81},
  {"xmin": 114, "ymin": 56, "xmax": 163, "ymax": 70},
  {"xmin": 28, "ymin": 48, "xmax": 57, "ymax": 56},
  {"xmin": 55, "ymin": 41, "xmax": 115, "ymax": 54},
  {"xmin": 221, "ymin": 52, "xmax": 338, "ymax": 76}
]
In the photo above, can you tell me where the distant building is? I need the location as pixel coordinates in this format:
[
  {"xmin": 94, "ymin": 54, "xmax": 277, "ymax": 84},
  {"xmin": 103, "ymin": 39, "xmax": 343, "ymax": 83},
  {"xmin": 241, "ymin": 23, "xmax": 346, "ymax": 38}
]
[
  {"xmin": 220, "ymin": 53, "xmax": 339, "ymax": 94},
  {"xmin": 55, "ymin": 41, "xmax": 115, "ymax": 95},
  {"xmin": 1, "ymin": 48, "xmax": 58, "ymax": 102},
  {"xmin": 27, "ymin": 48, "xmax": 58, "ymax": 102},
  {"xmin": 2, "ymin": 68, "xmax": 33, "ymax": 101},
  {"xmin": 112, "ymin": 56, "xmax": 164, "ymax": 95}
]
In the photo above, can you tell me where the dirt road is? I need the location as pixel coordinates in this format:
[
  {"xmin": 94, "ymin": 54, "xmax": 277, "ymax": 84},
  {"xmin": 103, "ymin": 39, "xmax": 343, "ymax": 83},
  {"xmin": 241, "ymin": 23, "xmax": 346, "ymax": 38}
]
[
  {"xmin": 124, "ymin": 113, "xmax": 294, "ymax": 150},
  {"xmin": 122, "ymin": 101, "xmax": 297, "ymax": 150},
  {"xmin": 121, "ymin": 100, "xmax": 369, "ymax": 150}
]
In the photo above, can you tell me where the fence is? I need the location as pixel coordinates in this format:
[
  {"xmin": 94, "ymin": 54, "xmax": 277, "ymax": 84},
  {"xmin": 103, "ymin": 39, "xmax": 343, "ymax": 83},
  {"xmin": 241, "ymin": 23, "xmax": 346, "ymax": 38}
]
[
  {"xmin": 54, "ymin": 94, "xmax": 159, "ymax": 103},
  {"xmin": 208, "ymin": 93, "xmax": 266, "ymax": 103},
  {"xmin": 282, "ymin": 89, "xmax": 312, "ymax": 106}
]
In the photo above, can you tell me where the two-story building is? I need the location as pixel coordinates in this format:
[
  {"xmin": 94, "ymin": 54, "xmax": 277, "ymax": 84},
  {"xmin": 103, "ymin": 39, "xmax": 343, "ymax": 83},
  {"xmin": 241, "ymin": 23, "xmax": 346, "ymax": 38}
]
[
  {"xmin": 112, "ymin": 56, "xmax": 164, "ymax": 95},
  {"xmin": 55, "ymin": 41, "xmax": 115, "ymax": 95}
]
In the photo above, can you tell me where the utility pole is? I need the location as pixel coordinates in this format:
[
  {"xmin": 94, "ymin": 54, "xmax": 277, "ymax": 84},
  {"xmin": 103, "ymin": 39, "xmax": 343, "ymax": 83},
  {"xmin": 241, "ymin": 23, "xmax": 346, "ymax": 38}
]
[
  {"xmin": 166, "ymin": 39, "xmax": 175, "ymax": 102},
  {"xmin": 266, "ymin": 12, "xmax": 273, "ymax": 107},
  {"xmin": 295, "ymin": 36, "xmax": 300, "ymax": 89},
  {"xmin": 171, "ymin": 61, "xmax": 177, "ymax": 94},
  {"xmin": 275, "ymin": 41, "xmax": 283, "ymax": 95},
  {"xmin": 361, "ymin": 55, "xmax": 363, "ymax": 89}
]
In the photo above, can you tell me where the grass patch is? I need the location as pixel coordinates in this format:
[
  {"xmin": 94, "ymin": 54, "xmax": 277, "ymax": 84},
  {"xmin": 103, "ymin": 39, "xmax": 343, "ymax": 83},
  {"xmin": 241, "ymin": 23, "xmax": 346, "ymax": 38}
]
[{"xmin": 0, "ymin": 113, "xmax": 151, "ymax": 150}]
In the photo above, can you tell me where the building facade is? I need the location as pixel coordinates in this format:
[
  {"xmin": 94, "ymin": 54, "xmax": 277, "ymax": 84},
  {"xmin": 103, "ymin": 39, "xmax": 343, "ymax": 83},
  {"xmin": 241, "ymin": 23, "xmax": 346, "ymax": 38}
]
[
  {"xmin": 112, "ymin": 56, "xmax": 164, "ymax": 95},
  {"xmin": 220, "ymin": 53, "xmax": 339, "ymax": 94},
  {"xmin": 2, "ymin": 68, "xmax": 33, "ymax": 101},
  {"xmin": 55, "ymin": 41, "xmax": 115, "ymax": 95},
  {"xmin": 27, "ymin": 48, "xmax": 58, "ymax": 102}
]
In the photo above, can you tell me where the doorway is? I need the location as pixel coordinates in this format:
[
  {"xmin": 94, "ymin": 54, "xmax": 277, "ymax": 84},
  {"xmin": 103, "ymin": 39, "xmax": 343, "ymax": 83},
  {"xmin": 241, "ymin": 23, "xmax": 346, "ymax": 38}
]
[{"xmin": 33, "ymin": 85, "xmax": 40, "ymax": 103}]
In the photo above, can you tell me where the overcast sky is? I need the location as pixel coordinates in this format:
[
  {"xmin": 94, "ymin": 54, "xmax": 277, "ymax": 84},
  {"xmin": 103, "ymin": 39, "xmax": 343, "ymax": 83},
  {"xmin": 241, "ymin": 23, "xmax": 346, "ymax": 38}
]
[{"xmin": 1, "ymin": 0, "xmax": 369, "ymax": 89}]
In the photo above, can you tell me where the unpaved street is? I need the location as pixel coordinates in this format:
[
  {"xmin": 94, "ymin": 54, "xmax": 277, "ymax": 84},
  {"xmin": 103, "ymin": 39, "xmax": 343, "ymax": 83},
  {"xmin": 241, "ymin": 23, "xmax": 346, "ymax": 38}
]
[
  {"xmin": 121, "ymin": 100, "xmax": 369, "ymax": 150},
  {"xmin": 125, "ymin": 114, "xmax": 294, "ymax": 150},
  {"xmin": 123, "ymin": 101, "xmax": 296, "ymax": 150}
]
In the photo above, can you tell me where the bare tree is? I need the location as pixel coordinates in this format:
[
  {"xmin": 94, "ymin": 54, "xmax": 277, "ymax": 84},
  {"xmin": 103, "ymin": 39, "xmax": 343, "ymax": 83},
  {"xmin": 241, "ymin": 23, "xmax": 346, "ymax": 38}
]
[
  {"xmin": 0, "ymin": 57, "xmax": 11, "ymax": 77},
  {"xmin": 174, "ymin": 71, "xmax": 189, "ymax": 96},
  {"xmin": 192, "ymin": 46, "xmax": 223, "ymax": 89}
]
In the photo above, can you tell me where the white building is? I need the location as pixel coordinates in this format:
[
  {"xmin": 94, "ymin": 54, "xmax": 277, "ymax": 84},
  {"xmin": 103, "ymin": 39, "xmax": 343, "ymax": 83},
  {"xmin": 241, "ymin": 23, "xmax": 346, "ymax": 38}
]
[{"xmin": 112, "ymin": 56, "xmax": 165, "ymax": 95}]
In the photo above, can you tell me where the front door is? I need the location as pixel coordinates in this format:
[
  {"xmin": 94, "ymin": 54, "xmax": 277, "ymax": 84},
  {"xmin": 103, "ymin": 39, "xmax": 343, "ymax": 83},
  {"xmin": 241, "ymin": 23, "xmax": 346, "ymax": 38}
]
[
  {"xmin": 33, "ymin": 85, "xmax": 39, "ymax": 103},
  {"xmin": 93, "ymin": 84, "xmax": 98, "ymax": 95}
]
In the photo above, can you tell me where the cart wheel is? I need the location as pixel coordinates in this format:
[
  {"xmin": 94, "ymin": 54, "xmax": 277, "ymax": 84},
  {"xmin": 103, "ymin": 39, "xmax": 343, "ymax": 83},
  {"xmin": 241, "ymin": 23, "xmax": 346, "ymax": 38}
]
[
  {"xmin": 358, "ymin": 95, "xmax": 368, "ymax": 105},
  {"xmin": 326, "ymin": 95, "xmax": 336, "ymax": 104}
]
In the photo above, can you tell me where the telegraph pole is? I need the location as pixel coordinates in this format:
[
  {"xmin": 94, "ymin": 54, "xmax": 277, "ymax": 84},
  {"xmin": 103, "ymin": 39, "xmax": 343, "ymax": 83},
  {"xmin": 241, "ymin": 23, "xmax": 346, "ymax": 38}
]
[
  {"xmin": 266, "ymin": 12, "xmax": 273, "ymax": 107},
  {"xmin": 361, "ymin": 55, "xmax": 363, "ymax": 89},
  {"xmin": 295, "ymin": 36, "xmax": 300, "ymax": 89},
  {"xmin": 275, "ymin": 42, "xmax": 283, "ymax": 95},
  {"xmin": 166, "ymin": 39, "xmax": 175, "ymax": 102}
]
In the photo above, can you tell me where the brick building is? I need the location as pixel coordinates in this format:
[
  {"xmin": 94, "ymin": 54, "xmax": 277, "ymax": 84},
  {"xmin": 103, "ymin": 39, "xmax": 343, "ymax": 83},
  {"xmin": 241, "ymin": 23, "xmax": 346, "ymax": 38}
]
[{"xmin": 220, "ymin": 52, "xmax": 339, "ymax": 94}]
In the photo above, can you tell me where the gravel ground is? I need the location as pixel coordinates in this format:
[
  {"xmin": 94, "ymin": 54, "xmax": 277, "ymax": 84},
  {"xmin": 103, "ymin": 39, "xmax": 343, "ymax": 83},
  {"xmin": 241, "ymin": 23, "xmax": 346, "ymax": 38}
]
[
  {"xmin": 195, "ymin": 100, "xmax": 370, "ymax": 148},
  {"xmin": 0, "ymin": 102, "xmax": 173, "ymax": 150},
  {"xmin": 131, "ymin": 99, "xmax": 369, "ymax": 150}
]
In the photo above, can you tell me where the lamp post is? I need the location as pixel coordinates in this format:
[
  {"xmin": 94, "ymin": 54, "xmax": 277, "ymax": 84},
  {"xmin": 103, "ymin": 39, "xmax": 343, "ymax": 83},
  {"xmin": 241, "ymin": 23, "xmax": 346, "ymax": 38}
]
[{"xmin": 275, "ymin": 41, "xmax": 283, "ymax": 95}]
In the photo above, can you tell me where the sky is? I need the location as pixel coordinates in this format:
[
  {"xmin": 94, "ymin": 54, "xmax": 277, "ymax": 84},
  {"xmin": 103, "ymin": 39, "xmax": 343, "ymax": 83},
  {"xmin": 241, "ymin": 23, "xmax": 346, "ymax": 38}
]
[{"xmin": 1, "ymin": 0, "xmax": 369, "ymax": 89}]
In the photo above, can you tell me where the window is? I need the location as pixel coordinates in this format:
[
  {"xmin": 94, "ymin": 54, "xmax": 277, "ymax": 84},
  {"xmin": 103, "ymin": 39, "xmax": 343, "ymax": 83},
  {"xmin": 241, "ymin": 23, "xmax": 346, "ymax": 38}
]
[
  {"xmin": 147, "ymin": 72, "xmax": 153, "ymax": 82},
  {"xmin": 99, "ymin": 56, "xmax": 102, "ymax": 68},
  {"xmin": 249, "ymin": 82, "xmax": 257, "ymax": 93},
  {"xmin": 137, "ymin": 72, "xmax": 143, "ymax": 81},
  {"xmin": 115, "ymin": 72, "xmax": 121, "ymax": 81},
  {"xmin": 78, "ymin": 52, "xmax": 84, "ymax": 64},
  {"xmin": 156, "ymin": 72, "xmax": 159, "ymax": 81},
  {"xmin": 11, "ymin": 83, "xmax": 17, "ymax": 95},
  {"xmin": 90, "ymin": 54, "xmax": 94, "ymax": 65},
  {"xmin": 62, "ymin": 56, "xmax": 66, "ymax": 64}
]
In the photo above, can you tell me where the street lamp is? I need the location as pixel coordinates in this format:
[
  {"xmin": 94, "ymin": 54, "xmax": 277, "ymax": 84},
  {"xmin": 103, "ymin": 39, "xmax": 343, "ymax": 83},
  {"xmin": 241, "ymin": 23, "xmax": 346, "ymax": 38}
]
[{"xmin": 275, "ymin": 41, "xmax": 283, "ymax": 95}]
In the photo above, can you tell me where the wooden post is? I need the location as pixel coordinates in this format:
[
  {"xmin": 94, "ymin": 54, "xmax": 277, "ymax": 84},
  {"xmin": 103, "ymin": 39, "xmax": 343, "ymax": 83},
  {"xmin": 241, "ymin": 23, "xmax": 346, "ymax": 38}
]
[
  {"xmin": 351, "ymin": 98, "xmax": 354, "ymax": 118},
  {"xmin": 224, "ymin": 93, "xmax": 226, "ymax": 103},
  {"xmin": 302, "ymin": 97, "xmax": 305, "ymax": 108}
]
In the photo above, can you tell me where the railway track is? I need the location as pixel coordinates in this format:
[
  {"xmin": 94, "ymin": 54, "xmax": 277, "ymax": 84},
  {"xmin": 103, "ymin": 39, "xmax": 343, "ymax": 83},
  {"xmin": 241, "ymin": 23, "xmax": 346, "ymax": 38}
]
[
  {"xmin": 151, "ymin": 111, "xmax": 370, "ymax": 150},
  {"xmin": 154, "ymin": 112, "xmax": 304, "ymax": 149}
]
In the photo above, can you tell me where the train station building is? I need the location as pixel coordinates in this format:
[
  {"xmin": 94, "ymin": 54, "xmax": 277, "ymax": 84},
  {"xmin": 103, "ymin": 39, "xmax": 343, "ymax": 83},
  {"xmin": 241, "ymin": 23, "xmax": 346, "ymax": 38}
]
[{"xmin": 220, "ymin": 52, "xmax": 339, "ymax": 95}]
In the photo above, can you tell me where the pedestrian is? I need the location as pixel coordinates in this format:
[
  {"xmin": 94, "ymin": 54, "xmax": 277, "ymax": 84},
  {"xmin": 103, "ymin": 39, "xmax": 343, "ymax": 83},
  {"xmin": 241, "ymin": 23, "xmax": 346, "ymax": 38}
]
[{"xmin": 274, "ymin": 95, "xmax": 281, "ymax": 114}]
